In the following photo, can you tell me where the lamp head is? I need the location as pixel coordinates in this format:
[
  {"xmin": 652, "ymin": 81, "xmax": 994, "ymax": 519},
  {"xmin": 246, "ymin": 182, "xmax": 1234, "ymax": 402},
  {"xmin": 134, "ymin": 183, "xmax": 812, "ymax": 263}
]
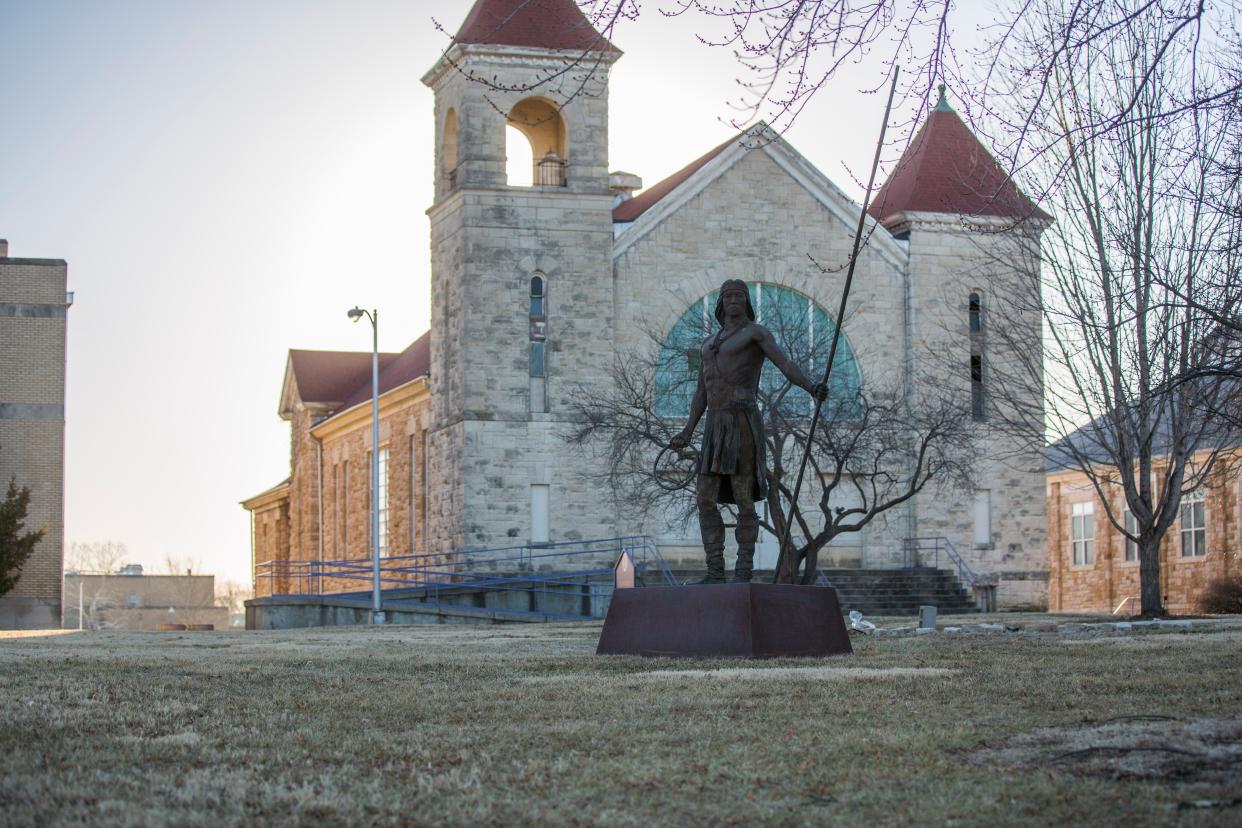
[{"xmin": 347, "ymin": 306, "xmax": 364, "ymax": 322}]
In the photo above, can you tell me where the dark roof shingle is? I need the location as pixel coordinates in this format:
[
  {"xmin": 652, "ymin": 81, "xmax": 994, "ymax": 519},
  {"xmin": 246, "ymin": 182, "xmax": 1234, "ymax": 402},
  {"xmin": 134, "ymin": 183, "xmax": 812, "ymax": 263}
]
[
  {"xmin": 612, "ymin": 132, "xmax": 741, "ymax": 223},
  {"xmin": 454, "ymin": 0, "xmax": 617, "ymax": 52},
  {"xmin": 868, "ymin": 96, "xmax": 1049, "ymax": 223},
  {"xmin": 341, "ymin": 332, "xmax": 431, "ymax": 410}
]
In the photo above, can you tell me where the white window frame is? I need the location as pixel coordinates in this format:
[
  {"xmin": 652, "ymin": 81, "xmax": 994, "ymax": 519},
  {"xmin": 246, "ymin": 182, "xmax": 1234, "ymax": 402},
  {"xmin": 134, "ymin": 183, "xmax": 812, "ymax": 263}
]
[
  {"xmin": 531, "ymin": 484, "xmax": 550, "ymax": 544},
  {"xmin": 1071, "ymin": 501, "xmax": 1094, "ymax": 566},
  {"xmin": 1180, "ymin": 489, "xmax": 1206, "ymax": 558},
  {"xmin": 377, "ymin": 445, "xmax": 390, "ymax": 556}
]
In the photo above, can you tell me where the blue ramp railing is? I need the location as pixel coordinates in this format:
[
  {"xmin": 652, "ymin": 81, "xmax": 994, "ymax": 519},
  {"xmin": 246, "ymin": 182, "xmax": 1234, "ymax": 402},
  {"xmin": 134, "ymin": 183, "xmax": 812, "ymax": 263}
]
[{"xmin": 255, "ymin": 535, "xmax": 676, "ymax": 620}]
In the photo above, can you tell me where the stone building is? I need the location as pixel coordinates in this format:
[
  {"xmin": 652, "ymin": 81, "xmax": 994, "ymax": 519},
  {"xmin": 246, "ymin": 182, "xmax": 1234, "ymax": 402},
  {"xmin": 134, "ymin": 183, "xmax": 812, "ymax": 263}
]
[
  {"xmin": 245, "ymin": 0, "xmax": 1051, "ymax": 608},
  {"xmin": 1047, "ymin": 444, "xmax": 1241, "ymax": 615},
  {"xmin": 0, "ymin": 238, "xmax": 71, "ymax": 629}
]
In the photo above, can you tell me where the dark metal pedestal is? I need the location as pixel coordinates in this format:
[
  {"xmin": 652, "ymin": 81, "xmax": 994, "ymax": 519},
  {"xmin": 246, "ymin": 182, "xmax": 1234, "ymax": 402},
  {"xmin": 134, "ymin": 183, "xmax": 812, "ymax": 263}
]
[{"xmin": 596, "ymin": 583, "xmax": 852, "ymax": 658}]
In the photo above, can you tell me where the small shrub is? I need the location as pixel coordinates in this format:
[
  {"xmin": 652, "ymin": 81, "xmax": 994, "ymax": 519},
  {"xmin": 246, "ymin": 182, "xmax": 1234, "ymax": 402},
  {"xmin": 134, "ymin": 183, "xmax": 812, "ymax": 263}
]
[{"xmin": 1197, "ymin": 574, "xmax": 1242, "ymax": 614}]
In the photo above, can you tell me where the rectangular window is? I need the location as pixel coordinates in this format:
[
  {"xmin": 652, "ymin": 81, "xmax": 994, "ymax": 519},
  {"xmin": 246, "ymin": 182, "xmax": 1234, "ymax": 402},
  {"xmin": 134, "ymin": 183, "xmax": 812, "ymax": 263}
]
[
  {"xmin": 973, "ymin": 489, "xmax": 992, "ymax": 547},
  {"xmin": 421, "ymin": 431, "xmax": 429, "ymax": 548},
  {"xmin": 1071, "ymin": 501, "xmax": 1094, "ymax": 565},
  {"xmin": 409, "ymin": 436, "xmax": 417, "ymax": 554},
  {"xmin": 378, "ymin": 445, "xmax": 389, "ymax": 555},
  {"xmin": 365, "ymin": 450, "xmax": 372, "ymax": 551},
  {"xmin": 530, "ymin": 342, "xmax": 546, "ymax": 377},
  {"xmin": 1180, "ymin": 490, "xmax": 1206, "ymax": 557},
  {"xmin": 340, "ymin": 461, "xmax": 348, "ymax": 555},
  {"xmin": 1124, "ymin": 509, "xmax": 1138, "ymax": 562},
  {"xmin": 531, "ymin": 484, "xmax": 550, "ymax": 544},
  {"xmin": 333, "ymin": 463, "xmax": 340, "ymax": 557}
]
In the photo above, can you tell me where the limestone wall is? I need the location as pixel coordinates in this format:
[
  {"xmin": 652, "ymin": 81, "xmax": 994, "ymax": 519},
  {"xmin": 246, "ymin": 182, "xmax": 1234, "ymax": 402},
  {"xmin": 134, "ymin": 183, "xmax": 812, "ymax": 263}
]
[
  {"xmin": 898, "ymin": 215, "xmax": 1048, "ymax": 608},
  {"xmin": 424, "ymin": 46, "xmax": 620, "ymax": 553}
]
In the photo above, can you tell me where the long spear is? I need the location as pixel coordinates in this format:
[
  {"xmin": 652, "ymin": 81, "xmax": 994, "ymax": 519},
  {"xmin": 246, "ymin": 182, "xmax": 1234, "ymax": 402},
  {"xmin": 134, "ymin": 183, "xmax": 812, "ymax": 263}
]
[{"xmin": 776, "ymin": 67, "xmax": 901, "ymax": 585}]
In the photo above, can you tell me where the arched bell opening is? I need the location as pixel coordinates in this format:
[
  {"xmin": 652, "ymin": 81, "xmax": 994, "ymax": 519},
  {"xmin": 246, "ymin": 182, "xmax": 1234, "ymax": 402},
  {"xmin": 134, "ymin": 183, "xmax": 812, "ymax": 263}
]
[
  {"xmin": 506, "ymin": 97, "xmax": 568, "ymax": 187},
  {"xmin": 441, "ymin": 108, "xmax": 458, "ymax": 191}
]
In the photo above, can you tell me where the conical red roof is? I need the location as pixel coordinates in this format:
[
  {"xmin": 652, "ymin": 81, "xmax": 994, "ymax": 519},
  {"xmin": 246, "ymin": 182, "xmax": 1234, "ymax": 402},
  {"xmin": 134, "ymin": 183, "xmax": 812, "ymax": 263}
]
[
  {"xmin": 868, "ymin": 91, "xmax": 1048, "ymax": 223},
  {"xmin": 454, "ymin": 0, "xmax": 618, "ymax": 52}
]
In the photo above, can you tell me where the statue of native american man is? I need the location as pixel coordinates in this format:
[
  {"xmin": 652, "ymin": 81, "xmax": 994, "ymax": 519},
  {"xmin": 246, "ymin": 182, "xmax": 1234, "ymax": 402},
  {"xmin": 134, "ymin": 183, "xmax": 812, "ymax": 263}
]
[{"xmin": 669, "ymin": 279, "xmax": 828, "ymax": 583}]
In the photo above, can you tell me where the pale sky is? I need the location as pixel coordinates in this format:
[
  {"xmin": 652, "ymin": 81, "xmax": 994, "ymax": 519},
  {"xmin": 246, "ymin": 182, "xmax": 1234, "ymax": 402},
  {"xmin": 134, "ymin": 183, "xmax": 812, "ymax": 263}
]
[{"xmin": 0, "ymin": 0, "xmax": 974, "ymax": 586}]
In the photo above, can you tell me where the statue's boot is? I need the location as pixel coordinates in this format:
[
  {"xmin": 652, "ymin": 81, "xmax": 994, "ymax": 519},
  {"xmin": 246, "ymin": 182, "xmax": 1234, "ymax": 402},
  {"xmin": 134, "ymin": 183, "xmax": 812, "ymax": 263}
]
[
  {"xmin": 732, "ymin": 510, "xmax": 759, "ymax": 583},
  {"xmin": 692, "ymin": 508, "xmax": 727, "ymax": 585}
]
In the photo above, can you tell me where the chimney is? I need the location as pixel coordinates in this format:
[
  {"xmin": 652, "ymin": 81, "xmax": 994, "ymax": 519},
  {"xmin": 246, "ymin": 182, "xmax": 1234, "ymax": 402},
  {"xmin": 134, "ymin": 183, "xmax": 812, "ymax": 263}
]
[
  {"xmin": 609, "ymin": 172, "xmax": 642, "ymax": 208},
  {"xmin": 0, "ymin": 239, "xmax": 8, "ymax": 257}
]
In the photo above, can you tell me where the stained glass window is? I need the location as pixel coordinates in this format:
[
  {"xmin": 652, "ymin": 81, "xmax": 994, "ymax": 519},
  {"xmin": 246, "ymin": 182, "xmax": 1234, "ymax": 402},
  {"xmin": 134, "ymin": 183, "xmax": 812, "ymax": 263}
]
[{"xmin": 655, "ymin": 283, "xmax": 860, "ymax": 418}]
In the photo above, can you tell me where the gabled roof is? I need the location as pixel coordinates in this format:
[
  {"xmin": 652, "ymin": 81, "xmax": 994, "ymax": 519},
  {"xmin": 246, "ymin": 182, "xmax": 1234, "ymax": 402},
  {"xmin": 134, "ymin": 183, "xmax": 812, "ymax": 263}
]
[
  {"xmin": 868, "ymin": 88, "xmax": 1049, "ymax": 224},
  {"xmin": 241, "ymin": 478, "xmax": 291, "ymax": 510},
  {"xmin": 611, "ymin": 123, "xmax": 907, "ymax": 272},
  {"xmin": 454, "ymin": 0, "xmax": 618, "ymax": 53},
  {"xmin": 612, "ymin": 133, "xmax": 739, "ymax": 223},
  {"xmin": 340, "ymin": 331, "xmax": 431, "ymax": 410},
  {"xmin": 279, "ymin": 332, "xmax": 431, "ymax": 420},
  {"xmin": 284, "ymin": 350, "xmax": 397, "ymax": 411},
  {"xmin": 1045, "ymin": 383, "xmax": 1241, "ymax": 473}
]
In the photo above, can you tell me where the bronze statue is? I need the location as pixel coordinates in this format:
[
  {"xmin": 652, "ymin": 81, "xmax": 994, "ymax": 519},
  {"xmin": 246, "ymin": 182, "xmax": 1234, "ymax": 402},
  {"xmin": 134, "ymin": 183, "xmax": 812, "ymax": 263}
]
[{"xmin": 670, "ymin": 280, "xmax": 827, "ymax": 583}]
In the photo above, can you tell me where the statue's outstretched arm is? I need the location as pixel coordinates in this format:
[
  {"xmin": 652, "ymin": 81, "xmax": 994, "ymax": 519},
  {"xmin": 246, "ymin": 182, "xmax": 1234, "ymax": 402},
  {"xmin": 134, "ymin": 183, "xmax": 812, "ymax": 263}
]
[{"xmin": 755, "ymin": 326, "xmax": 822, "ymax": 396}]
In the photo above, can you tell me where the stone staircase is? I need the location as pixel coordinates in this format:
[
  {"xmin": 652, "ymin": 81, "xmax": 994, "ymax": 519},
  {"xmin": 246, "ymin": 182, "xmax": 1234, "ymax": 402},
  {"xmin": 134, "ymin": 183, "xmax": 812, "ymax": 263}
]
[
  {"xmin": 666, "ymin": 567, "xmax": 977, "ymax": 616},
  {"xmin": 817, "ymin": 568, "xmax": 977, "ymax": 616}
]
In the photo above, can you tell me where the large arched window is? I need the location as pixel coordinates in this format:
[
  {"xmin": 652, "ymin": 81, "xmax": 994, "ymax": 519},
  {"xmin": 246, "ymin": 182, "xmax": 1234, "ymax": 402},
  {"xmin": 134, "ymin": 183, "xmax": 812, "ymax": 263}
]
[{"xmin": 655, "ymin": 283, "xmax": 861, "ymax": 417}]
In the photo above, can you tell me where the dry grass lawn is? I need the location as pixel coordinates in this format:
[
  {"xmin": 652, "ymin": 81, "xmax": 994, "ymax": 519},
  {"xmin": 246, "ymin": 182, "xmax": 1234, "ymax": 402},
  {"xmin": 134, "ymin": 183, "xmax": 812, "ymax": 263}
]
[{"xmin": 2, "ymin": 614, "xmax": 1241, "ymax": 826}]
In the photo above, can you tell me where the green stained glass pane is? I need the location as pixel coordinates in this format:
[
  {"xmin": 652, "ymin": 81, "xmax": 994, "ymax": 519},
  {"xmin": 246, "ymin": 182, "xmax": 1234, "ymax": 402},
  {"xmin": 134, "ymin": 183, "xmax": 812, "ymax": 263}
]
[{"xmin": 655, "ymin": 283, "xmax": 860, "ymax": 420}]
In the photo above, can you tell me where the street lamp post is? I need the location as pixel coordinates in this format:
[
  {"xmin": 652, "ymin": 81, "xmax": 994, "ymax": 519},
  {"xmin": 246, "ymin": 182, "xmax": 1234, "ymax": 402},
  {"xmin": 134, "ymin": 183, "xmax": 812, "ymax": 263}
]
[{"xmin": 348, "ymin": 306, "xmax": 385, "ymax": 625}]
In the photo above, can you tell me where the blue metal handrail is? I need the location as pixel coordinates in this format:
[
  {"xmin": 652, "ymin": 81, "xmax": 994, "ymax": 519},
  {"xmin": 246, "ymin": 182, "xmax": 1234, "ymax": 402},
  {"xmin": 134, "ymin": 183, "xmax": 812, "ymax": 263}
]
[
  {"xmin": 255, "ymin": 535, "xmax": 676, "ymax": 619},
  {"xmin": 902, "ymin": 536, "xmax": 979, "ymax": 586}
]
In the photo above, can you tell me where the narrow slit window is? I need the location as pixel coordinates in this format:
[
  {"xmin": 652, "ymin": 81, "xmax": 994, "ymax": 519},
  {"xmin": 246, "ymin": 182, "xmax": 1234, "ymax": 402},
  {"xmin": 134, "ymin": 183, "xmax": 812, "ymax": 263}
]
[
  {"xmin": 969, "ymin": 292, "xmax": 985, "ymax": 421},
  {"xmin": 970, "ymin": 355, "xmax": 984, "ymax": 420}
]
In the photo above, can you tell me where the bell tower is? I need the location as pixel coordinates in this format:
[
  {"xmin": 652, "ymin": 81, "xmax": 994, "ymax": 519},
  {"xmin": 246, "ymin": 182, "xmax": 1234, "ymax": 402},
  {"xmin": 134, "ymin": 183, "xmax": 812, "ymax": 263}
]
[{"xmin": 422, "ymin": 0, "xmax": 622, "ymax": 552}]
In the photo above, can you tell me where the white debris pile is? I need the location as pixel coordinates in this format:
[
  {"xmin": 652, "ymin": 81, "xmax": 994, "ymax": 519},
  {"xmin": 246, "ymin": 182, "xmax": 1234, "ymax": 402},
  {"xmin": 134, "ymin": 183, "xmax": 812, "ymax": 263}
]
[{"xmin": 847, "ymin": 610, "xmax": 877, "ymax": 633}]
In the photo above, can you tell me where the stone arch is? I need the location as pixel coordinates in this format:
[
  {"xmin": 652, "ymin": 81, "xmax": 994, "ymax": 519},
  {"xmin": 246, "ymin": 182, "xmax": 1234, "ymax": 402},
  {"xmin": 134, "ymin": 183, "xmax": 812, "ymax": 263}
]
[
  {"xmin": 506, "ymin": 97, "xmax": 568, "ymax": 186},
  {"xmin": 654, "ymin": 282, "xmax": 862, "ymax": 418},
  {"xmin": 441, "ymin": 108, "xmax": 458, "ymax": 190}
]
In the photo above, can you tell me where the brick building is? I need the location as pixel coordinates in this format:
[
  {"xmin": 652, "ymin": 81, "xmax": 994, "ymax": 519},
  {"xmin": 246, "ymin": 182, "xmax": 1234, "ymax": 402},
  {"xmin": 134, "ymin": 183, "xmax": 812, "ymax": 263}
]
[
  {"xmin": 0, "ymin": 239, "xmax": 71, "ymax": 629},
  {"xmin": 1047, "ymin": 446, "xmax": 1241, "ymax": 615},
  {"xmin": 243, "ymin": 337, "xmax": 431, "ymax": 596},
  {"xmin": 63, "ymin": 565, "xmax": 230, "ymax": 630},
  {"xmin": 245, "ymin": 0, "xmax": 1052, "ymax": 608}
]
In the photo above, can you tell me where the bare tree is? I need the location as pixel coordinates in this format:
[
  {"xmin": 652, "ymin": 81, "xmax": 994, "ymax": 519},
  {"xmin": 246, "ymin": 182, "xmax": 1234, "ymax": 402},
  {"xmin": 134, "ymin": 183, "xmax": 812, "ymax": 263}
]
[
  {"xmin": 64, "ymin": 540, "xmax": 129, "ymax": 575},
  {"xmin": 432, "ymin": 2, "xmax": 1237, "ymax": 194},
  {"xmin": 976, "ymin": 6, "xmax": 1240, "ymax": 616},
  {"xmin": 565, "ymin": 292, "xmax": 977, "ymax": 582},
  {"xmin": 215, "ymin": 580, "xmax": 253, "ymax": 625},
  {"xmin": 63, "ymin": 541, "xmax": 131, "ymax": 629}
]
